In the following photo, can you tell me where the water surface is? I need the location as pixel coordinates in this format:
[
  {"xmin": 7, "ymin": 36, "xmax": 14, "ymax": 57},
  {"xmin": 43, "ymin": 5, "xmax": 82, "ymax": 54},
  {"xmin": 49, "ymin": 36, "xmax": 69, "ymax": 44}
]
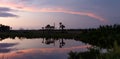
[{"xmin": 0, "ymin": 38, "xmax": 90, "ymax": 59}]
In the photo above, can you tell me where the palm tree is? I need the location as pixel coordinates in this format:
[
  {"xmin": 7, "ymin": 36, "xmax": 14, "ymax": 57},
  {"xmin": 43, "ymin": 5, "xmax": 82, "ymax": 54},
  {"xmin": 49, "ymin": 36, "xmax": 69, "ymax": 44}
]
[{"xmin": 59, "ymin": 22, "xmax": 65, "ymax": 30}]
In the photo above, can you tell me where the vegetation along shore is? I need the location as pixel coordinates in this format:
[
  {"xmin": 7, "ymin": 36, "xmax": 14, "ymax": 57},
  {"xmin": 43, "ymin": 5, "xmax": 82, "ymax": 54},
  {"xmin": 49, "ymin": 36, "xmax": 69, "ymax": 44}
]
[{"xmin": 0, "ymin": 23, "xmax": 120, "ymax": 59}]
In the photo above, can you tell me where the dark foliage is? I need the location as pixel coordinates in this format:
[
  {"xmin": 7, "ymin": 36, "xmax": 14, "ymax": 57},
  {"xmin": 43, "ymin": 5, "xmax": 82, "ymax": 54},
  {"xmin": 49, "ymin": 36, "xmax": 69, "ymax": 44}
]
[{"xmin": 0, "ymin": 24, "xmax": 11, "ymax": 32}]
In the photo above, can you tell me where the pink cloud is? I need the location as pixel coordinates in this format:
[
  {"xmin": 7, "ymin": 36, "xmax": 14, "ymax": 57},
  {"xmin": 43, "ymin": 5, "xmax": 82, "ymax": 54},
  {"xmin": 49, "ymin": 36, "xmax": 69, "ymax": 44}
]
[
  {"xmin": 0, "ymin": 1, "xmax": 106, "ymax": 22},
  {"xmin": 37, "ymin": 8, "xmax": 106, "ymax": 22}
]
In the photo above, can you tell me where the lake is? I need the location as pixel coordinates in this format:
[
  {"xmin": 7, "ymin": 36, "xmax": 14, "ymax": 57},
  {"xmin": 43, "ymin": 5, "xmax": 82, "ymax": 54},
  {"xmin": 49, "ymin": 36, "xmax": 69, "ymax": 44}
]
[{"xmin": 0, "ymin": 38, "xmax": 91, "ymax": 59}]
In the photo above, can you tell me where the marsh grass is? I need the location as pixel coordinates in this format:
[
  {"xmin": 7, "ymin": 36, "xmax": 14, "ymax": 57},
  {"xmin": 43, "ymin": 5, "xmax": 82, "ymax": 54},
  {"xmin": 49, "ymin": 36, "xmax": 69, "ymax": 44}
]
[{"xmin": 68, "ymin": 41, "xmax": 120, "ymax": 59}]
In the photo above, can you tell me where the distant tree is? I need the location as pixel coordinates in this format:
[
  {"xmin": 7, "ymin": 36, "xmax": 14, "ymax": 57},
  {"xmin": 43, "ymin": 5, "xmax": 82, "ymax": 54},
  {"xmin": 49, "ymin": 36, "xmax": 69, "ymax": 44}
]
[
  {"xmin": 61, "ymin": 25, "xmax": 65, "ymax": 30},
  {"xmin": 59, "ymin": 22, "xmax": 62, "ymax": 27},
  {"xmin": 59, "ymin": 22, "xmax": 65, "ymax": 30},
  {"xmin": 45, "ymin": 24, "xmax": 55, "ymax": 30},
  {"xmin": 0, "ymin": 24, "xmax": 11, "ymax": 32},
  {"xmin": 45, "ymin": 24, "xmax": 51, "ymax": 30}
]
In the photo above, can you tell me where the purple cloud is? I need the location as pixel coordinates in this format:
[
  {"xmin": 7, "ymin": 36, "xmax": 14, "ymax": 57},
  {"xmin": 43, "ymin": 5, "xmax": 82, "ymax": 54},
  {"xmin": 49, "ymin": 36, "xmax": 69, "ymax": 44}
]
[{"xmin": 0, "ymin": 7, "xmax": 18, "ymax": 17}]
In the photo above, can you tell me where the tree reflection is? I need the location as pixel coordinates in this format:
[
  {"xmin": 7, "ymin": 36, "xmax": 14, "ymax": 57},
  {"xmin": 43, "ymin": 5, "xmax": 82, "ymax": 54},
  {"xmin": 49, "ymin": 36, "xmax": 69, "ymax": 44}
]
[
  {"xmin": 59, "ymin": 38, "xmax": 65, "ymax": 48},
  {"xmin": 42, "ymin": 38, "xmax": 66, "ymax": 48},
  {"xmin": 42, "ymin": 38, "xmax": 55, "ymax": 45}
]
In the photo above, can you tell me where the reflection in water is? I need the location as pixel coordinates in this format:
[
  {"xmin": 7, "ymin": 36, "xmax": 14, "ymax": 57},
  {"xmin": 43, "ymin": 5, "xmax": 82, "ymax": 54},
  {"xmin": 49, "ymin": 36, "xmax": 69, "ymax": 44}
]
[
  {"xmin": 42, "ymin": 38, "xmax": 56, "ymax": 45},
  {"xmin": 59, "ymin": 39, "xmax": 65, "ymax": 48},
  {"xmin": 0, "ymin": 45, "xmax": 91, "ymax": 59},
  {"xmin": 42, "ymin": 38, "xmax": 66, "ymax": 48},
  {"xmin": 0, "ymin": 38, "xmax": 91, "ymax": 59},
  {"xmin": 0, "ymin": 43, "xmax": 18, "ymax": 53}
]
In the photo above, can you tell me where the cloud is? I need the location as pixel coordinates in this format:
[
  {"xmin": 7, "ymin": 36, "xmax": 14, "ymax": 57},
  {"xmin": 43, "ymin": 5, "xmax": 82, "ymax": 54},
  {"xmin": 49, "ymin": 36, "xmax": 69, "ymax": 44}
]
[
  {"xmin": 17, "ymin": 7, "xmax": 106, "ymax": 22},
  {"xmin": 0, "ymin": 12, "xmax": 18, "ymax": 17},
  {"xmin": 0, "ymin": 7, "xmax": 12, "ymax": 12},
  {"xmin": 37, "ymin": 8, "xmax": 106, "ymax": 22},
  {"xmin": 0, "ymin": 7, "xmax": 18, "ymax": 17},
  {"xmin": 0, "ymin": 1, "xmax": 106, "ymax": 22}
]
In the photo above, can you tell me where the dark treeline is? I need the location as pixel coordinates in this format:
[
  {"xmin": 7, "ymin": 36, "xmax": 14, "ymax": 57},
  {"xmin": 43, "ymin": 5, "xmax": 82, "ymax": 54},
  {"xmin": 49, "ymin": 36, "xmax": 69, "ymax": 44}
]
[
  {"xmin": 0, "ymin": 29, "xmax": 81, "ymax": 40},
  {"xmin": 76, "ymin": 24, "xmax": 120, "ymax": 48}
]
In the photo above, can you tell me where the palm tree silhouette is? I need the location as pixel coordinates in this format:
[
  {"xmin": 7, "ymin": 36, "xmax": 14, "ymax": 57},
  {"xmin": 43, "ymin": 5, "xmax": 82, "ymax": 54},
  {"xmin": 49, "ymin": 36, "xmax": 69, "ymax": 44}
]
[{"xmin": 59, "ymin": 22, "xmax": 65, "ymax": 30}]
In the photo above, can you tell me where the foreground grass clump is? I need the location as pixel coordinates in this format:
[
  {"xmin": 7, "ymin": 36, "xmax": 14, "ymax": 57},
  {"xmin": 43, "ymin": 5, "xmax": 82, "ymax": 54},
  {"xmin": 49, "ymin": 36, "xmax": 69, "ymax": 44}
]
[{"xmin": 68, "ymin": 41, "xmax": 120, "ymax": 59}]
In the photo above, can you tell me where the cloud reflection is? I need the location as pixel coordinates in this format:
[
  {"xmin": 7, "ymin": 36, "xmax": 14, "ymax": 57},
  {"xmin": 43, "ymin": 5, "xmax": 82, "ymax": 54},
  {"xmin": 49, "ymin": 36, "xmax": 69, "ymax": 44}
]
[
  {"xmin": 0, "ymin": 43, "xmax": 18, "ymax": 53},
  {"xmin": 0, "ymin": 45, "xmax": 91, "ymax": 59}
]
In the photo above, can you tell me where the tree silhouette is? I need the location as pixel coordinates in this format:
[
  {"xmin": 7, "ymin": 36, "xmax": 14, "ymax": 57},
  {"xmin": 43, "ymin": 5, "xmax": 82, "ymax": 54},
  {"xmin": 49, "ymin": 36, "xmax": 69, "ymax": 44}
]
[
  {"xmin": 45, "ymin": 24, "xmax": 55, "ymax": 30},
  {"xmin": 45, "ymin": 24, "xmax": 51, "ymax": 30},
  {"xmin": 59, "ymin": 22, "xmax": 65, "ymax": 30},
  {"xmin": 0, "ymin": 24, "xmax": 11, "ymax": 32}
]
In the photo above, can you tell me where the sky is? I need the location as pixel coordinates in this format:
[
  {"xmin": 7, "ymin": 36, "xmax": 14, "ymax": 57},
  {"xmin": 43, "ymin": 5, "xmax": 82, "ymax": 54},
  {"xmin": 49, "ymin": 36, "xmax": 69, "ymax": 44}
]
[{"xmin": 0, "ymin": 0, "xmax": 120, "ymax": 29}]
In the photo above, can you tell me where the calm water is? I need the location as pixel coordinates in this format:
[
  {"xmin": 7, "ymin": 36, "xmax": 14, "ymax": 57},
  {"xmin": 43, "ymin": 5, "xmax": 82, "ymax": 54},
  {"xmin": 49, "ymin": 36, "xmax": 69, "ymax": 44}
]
[{"xmin": 0, "ymin": 38, "xmax": 91, "ymax": 59}]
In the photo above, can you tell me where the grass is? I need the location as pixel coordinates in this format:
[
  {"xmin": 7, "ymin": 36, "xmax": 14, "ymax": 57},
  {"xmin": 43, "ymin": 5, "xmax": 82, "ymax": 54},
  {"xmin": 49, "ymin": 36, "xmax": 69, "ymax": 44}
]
[{"xmin": 68, "ymin": 41, "xmax": 120, "ymax": 59}]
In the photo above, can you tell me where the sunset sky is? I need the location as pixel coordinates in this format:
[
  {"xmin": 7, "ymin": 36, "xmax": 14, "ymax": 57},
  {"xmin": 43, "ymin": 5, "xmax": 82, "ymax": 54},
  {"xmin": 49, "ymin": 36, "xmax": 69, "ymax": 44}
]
[{"xmin": 0, "ymin": 0, "xmax": 120, "ymax": 29}]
